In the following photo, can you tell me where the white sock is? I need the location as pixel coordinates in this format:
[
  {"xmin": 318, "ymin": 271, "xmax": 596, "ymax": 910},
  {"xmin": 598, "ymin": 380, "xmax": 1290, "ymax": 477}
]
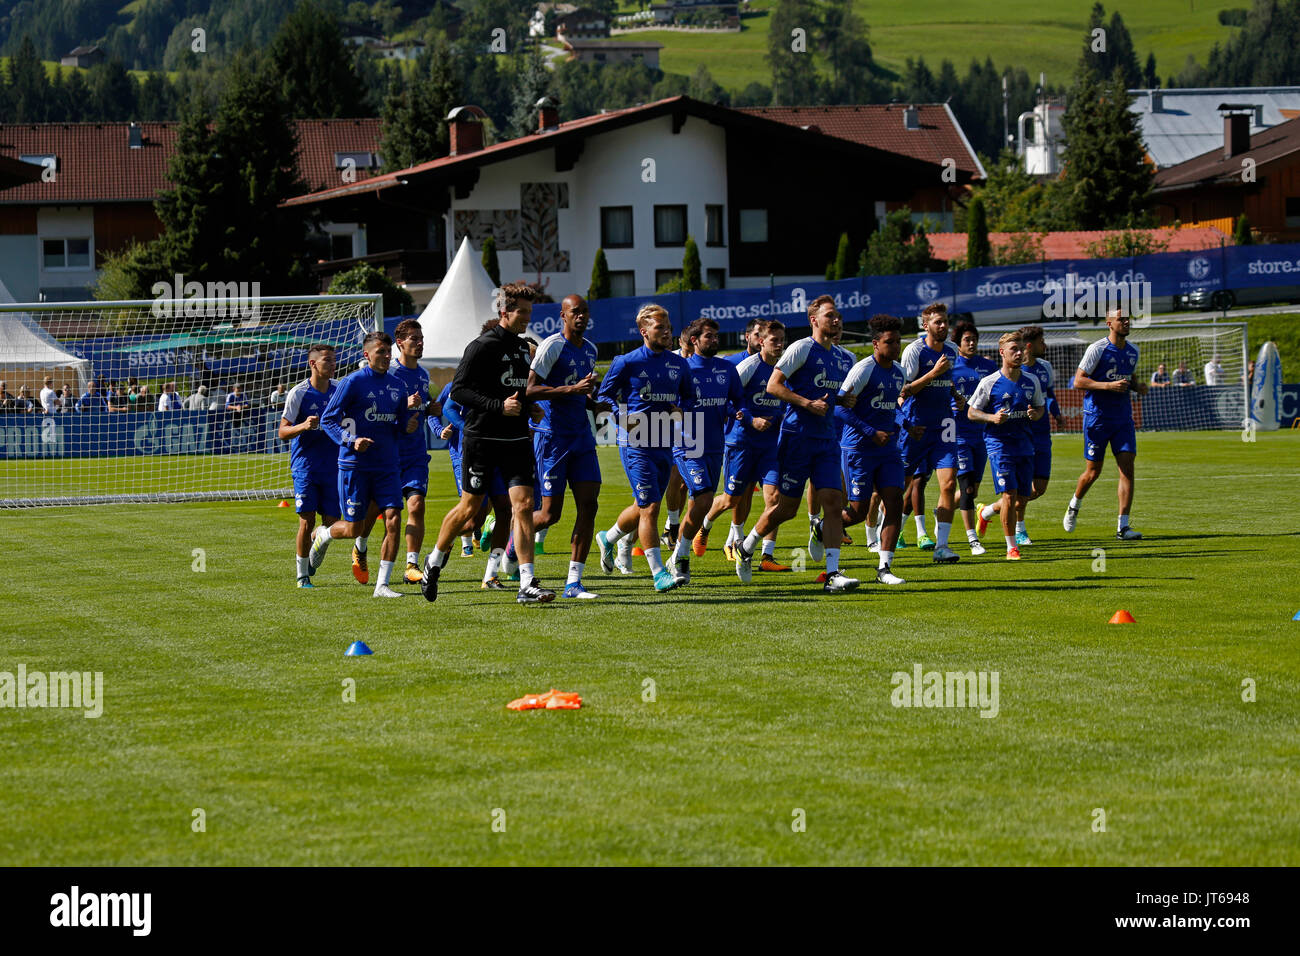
[
  {"xmin": 535, "ymin": 527, "xmax": 548, "ymax": 544},
  {"xmin": 567, "ymin": 560, "xmax": 583, "ymax": 586},
  {"xmin": 484, "ymin": 548, "xmax": 503, "ymax": 581},
  {"xmin": 741, "ymin": 529, "xmax": 762, "ymax": 555},
  {"xmin": 878, "ymin": 549, "xmax": 893, "ymax": 569},
  {"xmin": 866, "ymin": 524, "xmax": 880, "ymax": 545},
  {"xmin": 914, "ymin": 514, "xmax": 927, "ymax": 536},
  {"xmin": 406, "ymin": 550, "xmax": 418, "ymax": 566},
  {"xmin": 460, "ymin": 535, "xmax": 472, "ymax": 550},
  {"xmin": 877, "ymin": 502, "xmax": 886, "ymax": 525},
  {"xmin": 355, "ymin": 534, "xmax": 368, "ymax": 553},
  {"xmin": 1069, "ymin": 495, "xmax": 1082, "ymax": 510},
  {"xmin": 980, "ymin": 503, "xmax": 996, "ymax": 520},
  {"xmin": 728, "ymin": 523, "xmax": 742, "ymax": 545},
  {"xmin": 377, "ymin": 559, "xmax": 393, "ymax": 587},
  {"xmin": 606, "ymin": 523, "xmax": 628, "ymax": 543},
  {"xmin": 314, "ymin": 524, "xmax": 332, "ymax": 544},
  {"xmin": 1005, "ymin": 535, "xmax": 1015, "ymax": 551},
  {"xmin": 617, "ymin": 537, "xmax": 631, "ymax": 558},
  {"xmin": 296, "ymin": 556, "xmax": 309, "ymax": 579},
  {"xmin": 702, "ymin": 514, "xmax": 715, "ymax": 530},
  {"xmin": 645, "ymin": 546, "xmax": 665, "ymax": 575},
  {"xmin": 673, "ymin": 536, "xmax": 690, "ymax": 561},
  {"xmin": 666, "ymin": 508, "xmax": 680, "ymax": 525},
  {"xmin": 967, "ymin": 527, "xmax": 980, "ymax": 543},
  {"xmin": 761, "ymin": 538, "xmax": 776, "ymax": 557},
  {"xmin": 429, "ymin": 547, "xmax": 448, "ymax": 569},
  {"xmin": 1015, "ymin": 521, "xmax": 1026, "ymax": 535},
  {"xmin": 1118, "ymin": 514, "xmax": 1130, "ymax": 530},
  {"xmin": 825, "ymin": 547, "xmax": 840, "ymax": 574},
  {"xmin": 936, "ymin": 521, "xmax": 951, "ymax": 547},
  {"xmin": 519, "ymin": 562, "xmax": 535, "ymax": 589}
]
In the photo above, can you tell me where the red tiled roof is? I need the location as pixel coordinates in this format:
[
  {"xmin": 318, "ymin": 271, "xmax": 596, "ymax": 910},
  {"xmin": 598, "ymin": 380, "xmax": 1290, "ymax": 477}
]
[
  {"xmin": 737, "ymin": 104, "xmax": 986, "ymax": 180},
  {"xmin": 0, "ymin": 119, "xmax": 382, "ymax": 204},
  {"xmin": 927, "ymin": 227, "xmax": 1229, "ymax": 261}
]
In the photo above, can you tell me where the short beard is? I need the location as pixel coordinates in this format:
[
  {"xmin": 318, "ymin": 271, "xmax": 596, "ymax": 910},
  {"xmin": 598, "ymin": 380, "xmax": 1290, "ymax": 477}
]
[{"xmin": 700, "ymin": 346, "xmax": 719, "ymax": 358}]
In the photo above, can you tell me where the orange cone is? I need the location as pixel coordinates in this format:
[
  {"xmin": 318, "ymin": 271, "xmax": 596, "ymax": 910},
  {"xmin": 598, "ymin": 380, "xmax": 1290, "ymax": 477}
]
[
  {"xmin": 1109, "ymin": 609, "xmax": 1136, "ymax": 624},
  {"xmin": 278, "ymin": 500, "xmax": 290, "ymax": 508},
  {"xmin": 632, "ymin": 546, "xmax": 645, "ymax": 557}
]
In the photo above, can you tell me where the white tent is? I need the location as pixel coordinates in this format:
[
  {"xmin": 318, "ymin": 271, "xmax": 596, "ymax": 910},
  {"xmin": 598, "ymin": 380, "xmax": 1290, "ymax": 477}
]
[
  {"xmin": 0, "ymin": 309, "xmax": 93, "ymax": 393},
  {"xmin": 416, "ymin": 237, "xmax": 500, "ymax": 370}
]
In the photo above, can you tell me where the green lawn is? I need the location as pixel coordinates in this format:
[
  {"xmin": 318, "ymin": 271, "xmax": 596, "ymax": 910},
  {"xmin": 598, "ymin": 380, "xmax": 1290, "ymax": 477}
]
[
  {"xmin": 1, "ymin": 430, "xmax": 1297, "ymax": 865},
  {"xmin": 615, "ymin": 0, "xmax": 1246, "ymax": 93}
]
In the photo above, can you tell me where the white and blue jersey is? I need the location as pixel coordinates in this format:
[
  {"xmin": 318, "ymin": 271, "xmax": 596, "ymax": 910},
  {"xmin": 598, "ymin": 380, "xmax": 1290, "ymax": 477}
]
[
  {"xmin": 598, "ymin": 345, "xmax": 695, "ymax": 507},
  {"xmin": 1018, "ymin": 357, "xmax": 1060, "ymax": 477},
  {"xmin": 531, "ymin": 331, "xmax": 601, "ymax": 497},
  {"xmin": 773, "ymin": 336, "xmax": 853, "ymax": 496},
  {"xmin": 723, "ymin": 353, "xmax": 783, "ymax": 494},
  {"xmin": 953, "ymin": 354, "xmax": 997, "ymax": 478},
  {"xmin": 321, "ymin": 365, "xmax": 411, "ymax": 519},
  {"xmin": 837, "ymin": 355, "xmax": 906, "ymax": 500},
  {"xmin": 675, "ymin": 353, "xmax": 744, "ymax": 494},
  {"xmin": 389, "ymin": 359, "xmax": 431, "ymax": 494},
  {"xmin": 900, "ymin": 336, "xmax": 960, "ymax": 430},
  {"xmin": 1077, "ymin": 337, "xmax": 1140, "ymax": 462},
  {"xmin": 970, "ymin": 370, "xmax": 1044, "ymax": 495},
  {"xmin": 283, "ymin": 377, "xmax": 339, "ymax": 517}
]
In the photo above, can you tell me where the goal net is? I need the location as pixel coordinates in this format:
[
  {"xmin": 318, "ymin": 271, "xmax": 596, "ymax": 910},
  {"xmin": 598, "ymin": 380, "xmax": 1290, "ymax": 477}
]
[
  {"xmin": 0, "ymin": 294, "xmax": 381, "ymax": 508},
  {"xmin": 975, "ymin": 322, "xmax": 1249, "ymax": 433}
]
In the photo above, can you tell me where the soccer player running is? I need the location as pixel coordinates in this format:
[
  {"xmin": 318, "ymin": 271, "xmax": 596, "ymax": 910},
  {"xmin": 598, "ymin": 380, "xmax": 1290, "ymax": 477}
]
[
  {"xmin": 898, "ymin": 302, "xmax": 965, "ymax": 564},
  {"xmin": 528, "ymin": 293, "xmax": 605, "ymax": 599},
  {"xmin": 388, "ymin": 320, "xmax": 434, "ymax": 584},
  {"xmin": 1063, "ymin": 308, "xmax": 1147, "ymax": 540},
  {"xmin": 949, "ymin": 321, "xmax": 997, "ymax": 555},
  {"xmin": 836, "ymin": 315, "xmax": 907, "ymax": 585},
  {"xmin": 312, "ymin": 332, "xmax": 418, "ymax": 598},
  {"xmin": 420, "ymin": 284, "xmax": 554, "ymax": 604},
  {"xmin": 594, "ymin": 303, "xmax": 696, "ymax": 592},
  {"xmin": 977, "ymin": 325, "xmax": 1065, "ymax": 546},
  {"xmin": 429, "ymin": 380, "xmax": 481, "ymax": 557},
  {"xmin": 734, "ymin": 295, "xmax": 859, "ymax": 593},
  {"xmin": 966, "ymin": 332, "xmax": 1045, "ymax": 560},
  {"xmin": 705, "ymin": 320, "xmax": 788, "ymax": 569},
  {"xmin": 659, "ymin": 325, "xmax": 697, "ymax": 549},
  {"xmin": 280, "ymin": 344, "xmax": 339, "ymax": 588},
  {"xmin": 668, "ymin": 317, "xmax": 745, "ymax": 585}
]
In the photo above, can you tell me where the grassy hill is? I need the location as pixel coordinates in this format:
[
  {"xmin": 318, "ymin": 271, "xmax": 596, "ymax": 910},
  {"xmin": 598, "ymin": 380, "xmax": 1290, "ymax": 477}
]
[{"xmin": 614, "ymin": 0, "xmax": 1249, "ymax": 93}]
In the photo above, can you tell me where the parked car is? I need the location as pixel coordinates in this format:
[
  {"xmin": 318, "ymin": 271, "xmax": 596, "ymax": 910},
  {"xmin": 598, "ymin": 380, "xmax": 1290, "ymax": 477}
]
[{"xmin": 1177, "ymin": 285, "xmax": 1300, "ymax": 310}]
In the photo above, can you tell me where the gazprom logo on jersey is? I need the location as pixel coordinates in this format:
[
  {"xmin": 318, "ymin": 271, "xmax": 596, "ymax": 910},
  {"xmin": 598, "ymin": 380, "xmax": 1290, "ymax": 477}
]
[
  {"xmin": 500, "ymin": 370, "xmax": 527, "ymax": 389},
  {"xmin": 616, "ymin": 405, "xmax": 704, "ymax": 458},
  {"xmin": 812, "ymin": 370, "xmax": 842, "ymax": 391},
  {"xmin": 1042, "ymin": 275, "xmax": 1151, "ymax": 325},
  {"xmin": 363, "ymin": 403, "xmax": 395, "ymax": 423},
  {"xmin": 150, "ymin": 274, "xmax": 261, "ymax": 319}
]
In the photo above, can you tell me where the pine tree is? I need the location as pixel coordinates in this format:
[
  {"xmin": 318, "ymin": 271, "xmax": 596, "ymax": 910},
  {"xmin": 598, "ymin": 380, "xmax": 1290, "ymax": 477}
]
[
  {"xmin": 589, "ymin": 248, "xmax": 611, "ymax": 300},
  {"xmin": 380, "ymin": 36, "xmax": 459, "ymax": 172},
  {"xmin": 1059, "ymin": 66, "xmax": 1154, "ymax": 229},
  {"xmin": 268, "ymin": 0, "xmax": 367, "ymax": 118},
  {"xmin": 682, "ymin": 236, "xmax": 702, "ymax": 290},
  {"xmin": 9, "ymin": 36, "xmax": 51, "ymax": 122},
  {"xmin": 505, "ymin": 48, "xmax": 552, "ymax": 140},
  {"xmin": 767, "ymin": 0, "xmax": 820, "ymax": 105},
  {"xmin": 859, "ymin": 209, "xmax": 933, "ymax": 276},
  {"xmin": 830, "ymin": 232, "xmax": 854, "ymax": 280},
  {"xmin": 481, "ymin": 235, "xmax": 501, "ymax": 285},
  {"xmin": 1234, "ymin": 214, "xmax": 1254, "ymax": 246},
  {"xmin": 87, "ymin": 59, "xmax": 139, "ymax": 121},
  {"xmin": 966, "ymin": 196, "xmax": 991, "ymax": 268}
]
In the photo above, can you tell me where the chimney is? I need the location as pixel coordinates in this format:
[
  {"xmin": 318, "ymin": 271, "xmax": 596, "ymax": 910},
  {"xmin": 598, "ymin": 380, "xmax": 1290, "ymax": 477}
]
[
  {"xmin": 1148, "ymin": 90, "xmax": 1162, "ymax": 113},
  {"xmin": 903, "ymin": 105, "xmax": 920, "ymax": 130},
  {"xmin": 128, "ymin": 122, "xmax": 142, "ymax": 149},
  {"xmin": 446, "ymin": 105, "xmax": 487, "ymax": 155},
  {"xmin": 536, "ymin": 95, "xmax": 560, "ymax": 132},
  {"xmin": 1224, "ymin": 112, "xmax": 1251, "ymax": 159}
]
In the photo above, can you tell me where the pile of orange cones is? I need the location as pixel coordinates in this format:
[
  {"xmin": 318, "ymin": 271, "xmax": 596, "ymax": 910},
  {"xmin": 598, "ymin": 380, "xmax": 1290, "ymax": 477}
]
[{"xmin": 507, "ymin": 689, "xmax": 582, "ymax": 711}]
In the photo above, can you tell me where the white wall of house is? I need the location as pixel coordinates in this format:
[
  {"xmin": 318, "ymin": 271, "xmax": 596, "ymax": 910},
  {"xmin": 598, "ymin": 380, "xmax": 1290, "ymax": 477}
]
[
  {"xmin": 36, "ymin": 206, "xmax": 96, "ymax": 299},
  {"xmin": 446, "ymin": 114, "xmax": 735, "ymax": 298}
]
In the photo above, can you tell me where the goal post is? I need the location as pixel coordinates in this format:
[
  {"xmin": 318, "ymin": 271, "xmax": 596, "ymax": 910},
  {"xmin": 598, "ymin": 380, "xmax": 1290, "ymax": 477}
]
[
  {"xmin": 0, "ymin": 294, "xmax": 382, "ymax": 508},
  {"xmin": 976, "ymin": 322, "xmax": 1250, "ymax": 434}
]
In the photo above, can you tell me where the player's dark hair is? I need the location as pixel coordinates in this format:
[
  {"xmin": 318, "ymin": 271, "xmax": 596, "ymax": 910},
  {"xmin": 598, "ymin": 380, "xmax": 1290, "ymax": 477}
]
[
  {"xmin": 1019, "ymin": 324, "xmax": 1044, "ymax": 343},
  {"xmin": 921, "ymin": 301, "xmax": 948, "ymax": 320},
  {"xmin": 394, "ymin": 319, "xmax": 422, "ymax": 341},
  {"xmin": 689, "ymin": 317, "xmax": 719, "ymax": 343},
  {"xmin": 362, "ymin": 331, "xmax": 392, "ymax": 350},
  {"xmin": 523, "ymin": 335, "xmax": 540, "ymax": 349},
  {"xmin": 869, "ymin": 314, "xmax": 902, "ymax": 341},
  {"xmin": 307, "ymin": 343, "xmax": 336, "ymax": 360},
  {"xmin": 743, "ymin": 318, "xmax": 762, "ymax": 335},
  {"xmin": 494, "ymin": 282, "xmax": 539, "ymax": 315},
  {"xmin": 764, "ymin": 319, "xmax": 785, "ymax": 336},
  {"xmin": 480, "ymin": 319, "xmax": 499, "ymax": 335},
  {"xmin": 807, "ymin": 294, "xmax": 837, "ymax": 323},
  {"xmin": 952, "ymin": 320, "xmax": 978, "ymax": 344}
]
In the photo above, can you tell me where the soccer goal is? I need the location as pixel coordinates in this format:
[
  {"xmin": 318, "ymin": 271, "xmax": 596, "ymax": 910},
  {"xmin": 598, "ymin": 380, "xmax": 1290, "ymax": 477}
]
[
  {"xmin": 977, "ymin": 322, "xmax": 1250, "ymax": 433},
  {"xmin": 0, "ymin": 294, "xmax": 381, "ymax": 508}
]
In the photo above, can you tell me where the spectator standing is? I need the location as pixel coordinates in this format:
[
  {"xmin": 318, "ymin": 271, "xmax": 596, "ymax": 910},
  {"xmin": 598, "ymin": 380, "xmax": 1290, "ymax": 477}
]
[
  {"xmin": 1149, "ymin": 363, "xmax": 1170, "ymax": 388},
  {"xmin": 158, "ymin": 382, "xmax": 181, "ymax": 411},
  {"xmin": 106, "ymin": 386, "xmax": 128, "ymax": 412},
  {"xmin": 76, "ymin": 382, "xmax": 106, "ymax": 413},
  {"xmin": 1203, "ymin": 354, "xmax": 1223, "ymax": 386},
  {"xmin": 39, "ymin": 376, "xmax": 57, "ymax": 414},
  {"xmin": 183, "ymin": 385, "xmax": 209, "ymax": 411},
  {"xmin": 1172, "ymin": 361, "xmax": 1195, "ymax": 386}
]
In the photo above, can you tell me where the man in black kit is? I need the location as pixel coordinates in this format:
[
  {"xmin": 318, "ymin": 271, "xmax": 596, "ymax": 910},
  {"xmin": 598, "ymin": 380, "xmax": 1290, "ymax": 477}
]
[{"xmin": 421, "ymin": 282, "xmax": 555, "ymax": 605}]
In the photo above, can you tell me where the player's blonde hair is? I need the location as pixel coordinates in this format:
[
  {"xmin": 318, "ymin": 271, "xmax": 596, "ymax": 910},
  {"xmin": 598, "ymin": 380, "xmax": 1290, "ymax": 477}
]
[
  {"xmin": 636, "ymin": 303, "xmax": 669, "ymax": 331},
  {"xmin": 997, "ymin": 331, "xmax": 1022, "ymax": 351}
]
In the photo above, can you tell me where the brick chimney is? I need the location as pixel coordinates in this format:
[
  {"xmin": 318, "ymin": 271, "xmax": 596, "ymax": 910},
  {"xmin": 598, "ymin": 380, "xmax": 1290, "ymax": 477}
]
[
  {"xmin": 536, "ymin": 96, "xmax": 560, "ymax": 132},
  {"xmin": 1224, "ymin": 112, "xmax": 1251, "ymax": 159},
  {"xmin": 446, "ymin": 105, "xmax": 487, "ymax": 155}
]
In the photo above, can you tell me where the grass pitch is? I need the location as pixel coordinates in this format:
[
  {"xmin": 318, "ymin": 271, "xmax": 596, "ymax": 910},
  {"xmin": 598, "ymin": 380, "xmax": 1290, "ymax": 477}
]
[{"xmin": 2, "ymin": 431, "xmax": 1298, "ymax": 865}]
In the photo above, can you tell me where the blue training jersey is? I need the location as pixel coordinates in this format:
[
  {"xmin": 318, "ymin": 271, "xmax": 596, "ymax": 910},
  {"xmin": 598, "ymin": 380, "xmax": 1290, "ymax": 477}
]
[
  {"xmin": 774, "ymin": 336, "xmax": 853, "ymax": 441},
  {"xmin": 389, "ymin": 359, "xmax": 430, "ymax": 466},
  {"xmin": 729, "ymin": 353, "xmax": 784, "ymax": 450},
  {"xmin": 1019, "ymin": 358, "xmax": 1061, "ymax": 439},
  {"xmin": 969, "ymin": 370, "xmax": 1045, "ymax": 458},
  {"xmin": 900, "ymin": 336, "xmax": 960, "ymax": 429},
  {"xmin": 1077, "ymin": 337, "xmax": 1139, "ymax": 425},
  {"xmin": 430, "ymin": 381, "xmax": 464, "ymax": 461},
  {"xmin": 531, "ymin": 331, "xmax": 599, "ymax": 451},
  {"xmin": 282, "ymin": 377, "xmax": 338, "ymax": 479},
  {"xmin": 953, "ymin": 354, "xmax": 998, "ymax": 443},
  {"xmin": 836, "ymin": 354, "xmax": 906, "ymax": 450},
  {"xmin": 597, "ymin": 345, "xmax": 695, "ymax": 446},
  {"xmin": 684, "ymin": 353, "xmax": 744, "ymax": 454},
  {"xmin": 321, "ymin": 364, "xmax": 412, "ymax": 472}
]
